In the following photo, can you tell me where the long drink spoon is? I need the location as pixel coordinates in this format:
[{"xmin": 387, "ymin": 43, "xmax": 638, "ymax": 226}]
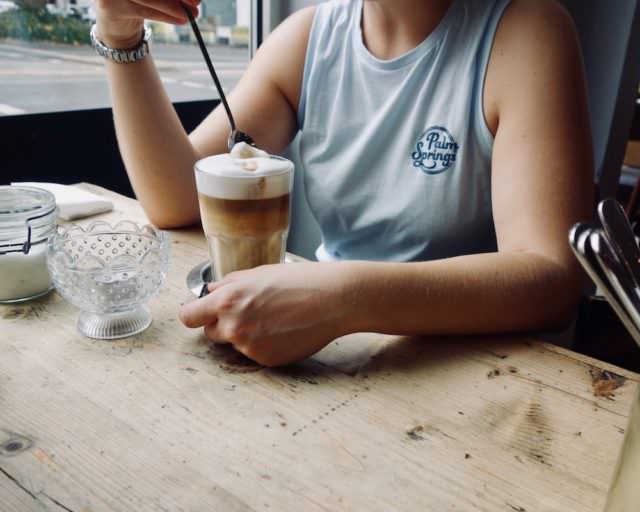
[
  {"xmin": 598, "ymin": 198, "xmax": 640, "ymax": 291},
  {"xmin": 569, "ymin": 223, "xmax": 640, "ymax": 345},
  {"xmin": 181, "ymin": 3, "xmax": 255, "ymax": 151},
  {"xmin": 590, "ymin": 229, "xmax": 640, "ymax": 345}
]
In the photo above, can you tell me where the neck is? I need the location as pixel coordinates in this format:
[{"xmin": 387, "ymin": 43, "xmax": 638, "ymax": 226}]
[{"xmin": 362, "ymin": 0, "xmax": 455, "ymax": 59}]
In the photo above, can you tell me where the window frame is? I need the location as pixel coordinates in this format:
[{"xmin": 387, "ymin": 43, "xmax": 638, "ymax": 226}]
[{"xmin": 1, "ymin": 1, "xmax": 283, "ymax": 196}]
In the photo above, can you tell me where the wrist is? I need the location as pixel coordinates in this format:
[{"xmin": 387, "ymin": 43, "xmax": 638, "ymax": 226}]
[
  {"xmin": 91, "ymin": 23, "xmax": 151, "ymax": 64},
  {"xmin": 95, "ymin": 22, "xmax": 144, "ymax": 49}
]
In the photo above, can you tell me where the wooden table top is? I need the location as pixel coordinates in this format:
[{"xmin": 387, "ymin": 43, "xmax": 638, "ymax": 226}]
[{"xmin": 1, "ymin": 184, "xmax": 638, "ymax": 512}]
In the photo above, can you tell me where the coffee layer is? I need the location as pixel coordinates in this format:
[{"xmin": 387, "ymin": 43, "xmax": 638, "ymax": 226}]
[
  {"xmin": 199, "ymin": 193, "xmax": 290, "ymax": 236},
  {"xmin": 207, "ymin": 231, "xmax": 286, "ymax": 279},
  {"xmin": 198, "ymin": 193, "xmax": 291, "ymax": 279}
]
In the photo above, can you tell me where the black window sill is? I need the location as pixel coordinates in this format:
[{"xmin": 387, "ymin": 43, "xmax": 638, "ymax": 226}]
[{"xmin": 1, "ymin": 100, "xmax": 218, "ymax": 198}]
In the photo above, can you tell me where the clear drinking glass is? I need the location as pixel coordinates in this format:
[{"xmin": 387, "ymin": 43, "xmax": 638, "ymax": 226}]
[
  {"xmin": 194, "ymin": 154, "xmax": 294, "ymax": 280},
  {"xmin": 603, "ymin": 387, "xmax": 640, "ymax": 511}
]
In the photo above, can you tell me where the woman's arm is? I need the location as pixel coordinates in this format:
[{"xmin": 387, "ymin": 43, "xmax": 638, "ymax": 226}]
[
  {"xmin": 96, "ymin": 1, "xmax": 315, "ymax": 227},
  {"xmin": 345, "ymin": 0, "xmax": 595, "ymax": 335},
  {"xmin": 179, "ymin": 0, "xmax": 594, "ymax": 366}
]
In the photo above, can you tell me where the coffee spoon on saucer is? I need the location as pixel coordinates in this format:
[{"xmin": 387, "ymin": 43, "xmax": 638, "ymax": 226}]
[{"xmin": 181, "ymin": 4, "xmax": 255, "ymax": 151}]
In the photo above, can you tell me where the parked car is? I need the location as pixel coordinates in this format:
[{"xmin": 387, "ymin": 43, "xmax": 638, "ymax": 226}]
[
  {"xmin": 44, "ymin": 4, "xmax": 95, "ymax": 22},
  {"xmin": 0, "ymin": 0, "xmax": 17, "ymax": 13},
  {"xmin": 77, "ymin": 5, "xmax": 96, "ymax": 22}
]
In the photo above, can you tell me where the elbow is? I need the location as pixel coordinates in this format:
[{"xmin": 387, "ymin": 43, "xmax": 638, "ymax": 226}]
[
  {"xmin": 131, "ymin": 187, "xmax": 201, "ymax": 230},
  {"xmin": 538, "ymin": 293, "xmax": 581, "ymax": 333},
  {"xmin": 144, "ymin": 209, "xmax": 200, "ymax": 230},
  {"xmin": 530, "ymin": 263, "xmax": 585, "ymax": 333}
]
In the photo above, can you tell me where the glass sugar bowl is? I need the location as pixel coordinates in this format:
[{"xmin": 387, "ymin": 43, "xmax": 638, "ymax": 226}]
[
  {"xmin": 46, "ymin": 221, "xmax": 170, "ymax": 340},
  {"xmin": 0, "ymin": 186, "xmax": 58, "ymax": 303}
]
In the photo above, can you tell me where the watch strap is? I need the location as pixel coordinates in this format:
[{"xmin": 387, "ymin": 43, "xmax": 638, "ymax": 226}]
[{"xmin": 90, "ymin": 24, "xmax": 151, "ymax": 64}]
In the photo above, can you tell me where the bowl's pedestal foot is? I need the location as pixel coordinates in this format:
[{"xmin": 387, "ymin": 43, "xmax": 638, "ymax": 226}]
[{"xmin": 77, "ymin": 307, "xmax": 152, "ymax": 340}]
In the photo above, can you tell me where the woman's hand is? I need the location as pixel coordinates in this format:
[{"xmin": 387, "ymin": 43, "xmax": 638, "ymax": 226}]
[
  {"xmin": 94, "ymin": 0, "xmax": 199, "ymax": 48},
  {"xmin": 179, "ymin": 262, "xmax": 361, "ymax": 367}
]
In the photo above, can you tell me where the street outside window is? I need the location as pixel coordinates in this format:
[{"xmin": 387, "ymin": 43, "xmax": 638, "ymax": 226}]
[{"xmin": 0, "ymin": 0, "xmax": 251, "ymax": 116}]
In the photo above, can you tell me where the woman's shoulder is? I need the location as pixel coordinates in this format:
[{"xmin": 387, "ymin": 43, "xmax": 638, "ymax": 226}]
[
  {"xmin": 244, "ymin": 5, "xmax": 318, "ymax": 121},
  {"xmin": 273, "ymin": 4, "xmax": 318, "ymax": 40},
  {"xmin": 488, "ymin": 0, "xmax": 583, "ymax": 99},
  {"xmin": 281, "ymin": 0, "xmax": 353, "ymax": 42},
  {"xmin": 498, "ymin": 0, "xmax": 577, "ymax": 47},
  {"xmin": 482, "ymin": 0, "xmax": 585, "ymax": 136}
]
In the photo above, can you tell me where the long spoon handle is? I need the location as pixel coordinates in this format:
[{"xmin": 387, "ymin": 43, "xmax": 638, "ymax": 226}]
[
  {"xmin": 569, "ymin": 223, "xmax": 640, "ymax": 346},
  {"xmin": 181, "ymin": 3, "xmax": 236, "ymax": 132},
  {"xmin": 599, "ymin": 198, "xmax": 640, "ymax": 284},
  {"xmin": 590, "ymin": 229, "xmax": 640, "ymax": 346}
]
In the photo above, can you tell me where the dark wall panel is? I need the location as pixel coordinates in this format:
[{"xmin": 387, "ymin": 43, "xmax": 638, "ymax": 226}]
[
  {"xmin": 559, "ymin": 0, "xmax": 640, "ymax": 197},
  {"xmin": 0, "ymin": 100, "xmax": 217, "ymax": 198}
]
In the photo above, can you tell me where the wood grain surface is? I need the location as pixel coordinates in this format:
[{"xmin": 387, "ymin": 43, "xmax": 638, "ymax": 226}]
[{"xmin": 0, "ymin": 184, "xmax": 638, "ymax": 511}]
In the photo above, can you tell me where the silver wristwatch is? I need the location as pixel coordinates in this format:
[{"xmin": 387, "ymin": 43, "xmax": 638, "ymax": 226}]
[{"xmin": 90, "ymin": 24, "xmax": 151, "ymax": 64}]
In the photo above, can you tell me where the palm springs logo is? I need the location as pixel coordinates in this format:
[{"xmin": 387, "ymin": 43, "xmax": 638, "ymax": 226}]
[{"xmin": 411, "ymin": 126, "xmax": 460, "ymax": 175}]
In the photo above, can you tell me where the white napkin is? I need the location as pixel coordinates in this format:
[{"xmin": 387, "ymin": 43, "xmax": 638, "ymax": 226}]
[{"xmin": 11, "ymin": 182, "xmax": 114, "ymax": 221}]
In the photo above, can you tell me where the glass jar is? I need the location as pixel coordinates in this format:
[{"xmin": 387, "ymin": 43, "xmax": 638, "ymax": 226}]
[{"xmin": 0, "ymin": 186, "xmax": 58, "ymax": 303}]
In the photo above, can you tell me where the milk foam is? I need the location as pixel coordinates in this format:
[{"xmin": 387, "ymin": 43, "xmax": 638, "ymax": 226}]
[{"xmin": 195, "ymin": 143, "xmax": 293, "ymax": 200}]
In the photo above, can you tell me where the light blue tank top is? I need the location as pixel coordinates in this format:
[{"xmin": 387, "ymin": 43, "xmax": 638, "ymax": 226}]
[{"xmin": 297, "ymin": 0, "xmax": 511, "ymax": 262}]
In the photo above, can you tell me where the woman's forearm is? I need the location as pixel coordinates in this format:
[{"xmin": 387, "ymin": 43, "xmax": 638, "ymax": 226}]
[
  {"xmin": 105, "ymin": 57, "xmax": 203, "ymax": 228},
  {"xmin": 341, "ymin": 252, "xmax": 583, "ymax": 336}
]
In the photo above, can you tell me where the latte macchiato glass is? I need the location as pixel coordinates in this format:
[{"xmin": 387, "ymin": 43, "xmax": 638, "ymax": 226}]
[{"xmin": 195, "ymin": 146, "xmax": 294, "ymax": 280}]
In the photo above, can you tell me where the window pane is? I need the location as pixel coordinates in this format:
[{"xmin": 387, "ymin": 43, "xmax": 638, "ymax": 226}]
[{"xmin": 0, "ymin": 1, "xmax": 250, "ymax": 116}]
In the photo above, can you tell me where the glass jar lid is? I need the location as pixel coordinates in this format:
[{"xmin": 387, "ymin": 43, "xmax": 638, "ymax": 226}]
[
  {"xmin": 0, "ymin": 186, "xmax": 56, "ymax": 226},
  {"xmin": 0, "ymin": 186, "xmax": 57, "ymax": 255}
]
